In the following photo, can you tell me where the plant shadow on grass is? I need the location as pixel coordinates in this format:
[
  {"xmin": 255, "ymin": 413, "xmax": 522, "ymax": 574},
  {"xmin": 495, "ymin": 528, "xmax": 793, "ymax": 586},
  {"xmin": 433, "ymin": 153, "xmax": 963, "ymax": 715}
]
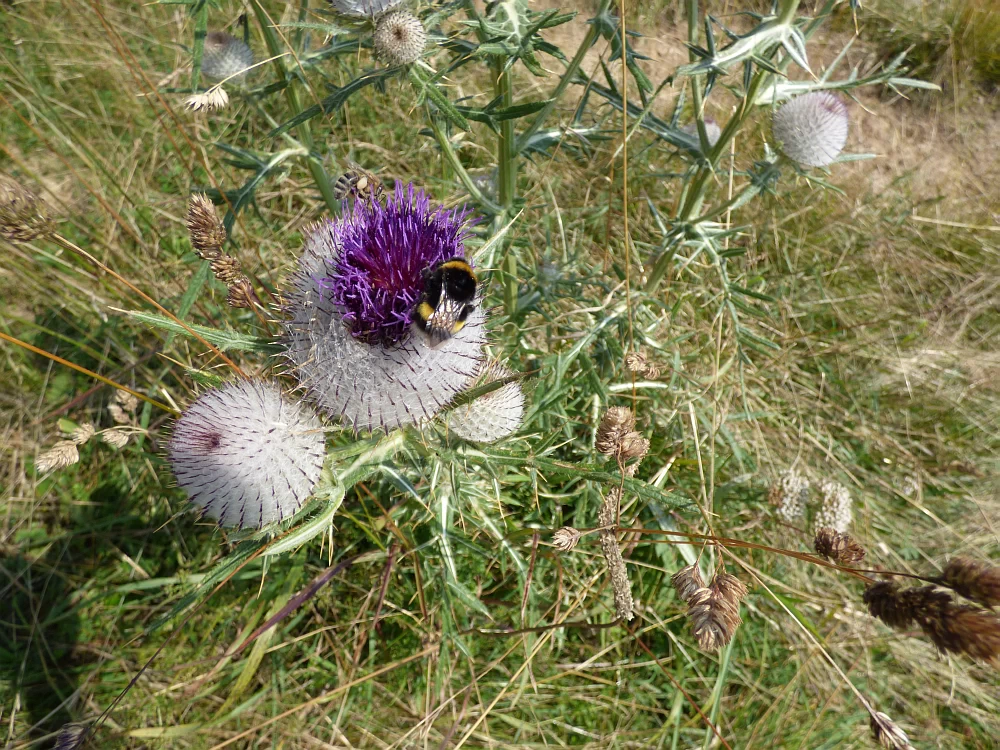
[{"xmin": 0, "ymin": 480, "xmax": 158, "ymax": 743}]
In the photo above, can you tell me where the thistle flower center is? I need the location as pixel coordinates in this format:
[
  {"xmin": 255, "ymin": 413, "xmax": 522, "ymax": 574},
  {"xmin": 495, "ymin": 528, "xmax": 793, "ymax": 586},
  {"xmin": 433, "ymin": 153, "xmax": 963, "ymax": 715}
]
[{"xmin": 321, "ymin": 185, "xmax": 473, "ymax": 347}]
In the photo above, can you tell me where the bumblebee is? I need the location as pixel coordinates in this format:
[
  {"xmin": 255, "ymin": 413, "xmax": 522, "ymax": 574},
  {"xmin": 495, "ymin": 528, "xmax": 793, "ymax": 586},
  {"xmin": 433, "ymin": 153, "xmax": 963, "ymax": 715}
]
[
  {"xmin": 332, "ymin": 166, "xmax": 384, "ymax": 205},
  {"xmin": 413, "ymin": 258, "xmax": 477, "ymax": 347}
]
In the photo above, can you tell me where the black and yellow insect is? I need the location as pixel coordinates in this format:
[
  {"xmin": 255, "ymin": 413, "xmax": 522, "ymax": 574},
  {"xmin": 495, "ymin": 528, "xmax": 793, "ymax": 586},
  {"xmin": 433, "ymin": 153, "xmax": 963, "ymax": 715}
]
[
  {"xmin": 332, "ymin": 166, "xmax": 384, "ymax": 205},
  {"xmin": 413, "ymin": 258, "xmax": 477, "ymax": 347}
]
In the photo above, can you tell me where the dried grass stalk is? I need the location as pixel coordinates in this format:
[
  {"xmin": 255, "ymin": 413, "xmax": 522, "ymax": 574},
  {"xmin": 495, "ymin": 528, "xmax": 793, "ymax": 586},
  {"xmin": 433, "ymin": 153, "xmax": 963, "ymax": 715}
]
[{"xmin": 598, "ymin": 486, "xmax": 634, "ymax": 621}]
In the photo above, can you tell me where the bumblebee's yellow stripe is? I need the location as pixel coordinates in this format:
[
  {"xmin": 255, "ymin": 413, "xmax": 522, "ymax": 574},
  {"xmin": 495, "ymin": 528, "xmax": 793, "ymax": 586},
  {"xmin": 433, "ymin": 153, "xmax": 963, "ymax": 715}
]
[
  {"xmin": 438, "ymin": 259, "xmax": 475, "ymax": 278},
  {"xmin": 417, "ymin": 302, "xmax": 436, "ymax": 319}
]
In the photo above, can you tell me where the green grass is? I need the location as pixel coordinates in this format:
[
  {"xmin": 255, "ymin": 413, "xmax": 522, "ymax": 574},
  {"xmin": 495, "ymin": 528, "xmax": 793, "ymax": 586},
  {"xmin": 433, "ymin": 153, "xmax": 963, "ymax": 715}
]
[{"xmin": 2, "ymin": 0, "xmax": 999, "ymax": 748}]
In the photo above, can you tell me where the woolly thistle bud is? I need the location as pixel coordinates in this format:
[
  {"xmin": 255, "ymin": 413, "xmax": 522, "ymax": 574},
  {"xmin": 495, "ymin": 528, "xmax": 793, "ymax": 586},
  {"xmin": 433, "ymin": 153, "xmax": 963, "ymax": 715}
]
[
  {"xmin": 167, "ymin": 380, "xmax": 326, "ymax": 529},
  {"xmin": 1, "ymin": 177, "xmax": 52, "ymax": 243},
  {"xmin": 201, "ymin": 31, "xmax": 254, "ymax": 84},
  {"xmin": 448, "ymin": 362, "xmax": 525, "ymax": 443},
  {"xmin": 813, "ymin": 527, "xmax": 865, "ymax": 566},
  {"xmin": 187, "ymin": 193, "xmax": 227, "ymax": 258},
  {"xmin": 772, "ymin": 92, "xmax": 849, "ymax": 168},
  {"xmin": 373, "ymin": 10, "xmax": 426, "ymax": 66},
  {"xmin": 768, "ymin": 467, "xmax": 809, "ymax": 522},
  {"xmin": 329, "ymin": 0, "xmax": 404, "ymax": 17},
  {"xmin": 813, "ymin": 479, "xmax": 852, "ymax": 534},
  {"xmin": 680, "ymin": 118, "xmax": 721, "ymax": 149},
  {"xmin": 283, "ymin": 185, "xmax": 485, "ymax": 432},
  {"xmin": 595, "ymin": 407, "xmax": 636, "ymax": 456}
]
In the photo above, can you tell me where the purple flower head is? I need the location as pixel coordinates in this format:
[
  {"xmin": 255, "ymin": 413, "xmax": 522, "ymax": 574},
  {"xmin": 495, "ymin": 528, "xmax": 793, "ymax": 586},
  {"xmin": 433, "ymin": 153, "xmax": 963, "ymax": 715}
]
[{"xmin": 322, "ymin": 184, "xmax": 474, "ymax": 347}]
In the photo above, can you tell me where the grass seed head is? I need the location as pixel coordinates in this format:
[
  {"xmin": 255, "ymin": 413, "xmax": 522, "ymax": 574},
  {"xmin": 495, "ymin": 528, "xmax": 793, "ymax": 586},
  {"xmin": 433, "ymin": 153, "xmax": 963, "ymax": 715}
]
[
  {"xmin": 36, "ymin": 441, "xmax": 80, "ymax": 473},
  {"xmin": 671, "ymin": 564, "xmax": 705, "ymax": 604},
  {"xmin": 70, "ymin": 423, "xmax": 96, "ymax": 445},
  {"xmin": 101, "ymin": 429, "xmax": 130, "ymax": 449},
  {"xmin": 684, "ymin": 571, "xmax": 748, "ymax": 652},
  {"xmin": 373, "ymin": 10, "xmax": 426, "ymax": 66},
  {"xmin": 772, "ymin": 92, "xmax": 849, "ymax": 168},
  {"xmin": 870, "ymin": 711, "xmax": 915, "ymax": 750},
  {"xmin": 551, "ymin": 527, "xmax": 582, "ymax": 552},
  {"xmin": 201, "ymin": 31, "xmax": 254, "ymax": 84},
  {"xmin": 54, "ymin": 723, "xmax": 88, "ymax": 750},
  {"xmin": 167, "ymin": 380, "xmax": 326, "ymax": 529},
  {"xmin": 595, "ymin": 406, "xmax": 636, "ymax": 456},
  {"xmin": 1, "ymin": 177, "xmax": 52, "ymax": 243},
  {"xmin": 187, "ymin": 194, "xmax": 227, "ymax": 257},
  {"xmin": 941, "ymin": 557, "xmax": 1000, "ymax": 608},
  {"xmin": 814, "ymin": 527, "xmax": 866, "ymax": 565},
  {"xmin": 185, "ymin": 87, "xmax": 230, "ymax": 112},
  {"xmin": 624, "ymin": 350, "xmax": 660, "ymax": 379}
]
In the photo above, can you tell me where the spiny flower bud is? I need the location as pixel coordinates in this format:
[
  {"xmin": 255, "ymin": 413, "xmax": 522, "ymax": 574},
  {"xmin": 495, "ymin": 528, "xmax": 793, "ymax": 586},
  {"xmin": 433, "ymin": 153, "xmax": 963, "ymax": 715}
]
[
  {"xmin": 671, "ymin": 564, "xmax": 705, "ymax": 604},
  {"xmin": 201, "ymin": 31, "xmax": 254, "ymax": 84},
  {"xmin": 448, "ymin": 362, "xmax": 525, "ymax": 443},
  {"xmin": 814, "ymin": 479, "xmax": 852, "ymax": 534},
  {"xmin": 551, "ymin": 527, "xmax": 582, "ymax": 552},
  {"xmin": 772, "ymin": 92, "xmax": 849, "ymax": 168},
  {"xmin": 595, "ymin": 406, "xmax": 636, "ymax": 456},
  {"xmin": 36, "ymin": 441, "xmax": 80, "ymax": 473},
  {"xmin": 768, "ymin": 467, "xmax": 809, "ymax": 522},
  {"xmin": 187, "ymin": 194, "xmax": 227, "ymax": 257},
  {"xmin": 814, "ymin": 527, "xmax": 865, "ymax": 566},
  {"xmin": 1, "ymin": 177, "xmax": 52, "ymax": 243},
  {"xmin": 373, "ymin": 10, "xmax": 426, "ymax": 67},
  {"xmin": 940, "ymin": 557, "xmax": 1000, "ymax": 609},
  {"xmin": 168, "ymin": 380, "xmax": 326, "ymax": 529}
]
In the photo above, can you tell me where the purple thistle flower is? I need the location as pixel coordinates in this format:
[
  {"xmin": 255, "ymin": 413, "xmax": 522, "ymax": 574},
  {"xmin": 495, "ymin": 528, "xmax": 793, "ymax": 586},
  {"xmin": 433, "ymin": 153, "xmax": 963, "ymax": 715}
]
[
  {"xmin": 327, "ymin": 183, "xmax": 473, "ymax": 346},
  {"xmin": 283, "ymin": 184, "xmax": 487, "ymax": 432},
  {"xmin": 168, "ymin": 380, "xmax": 325, "ymax": 529}
]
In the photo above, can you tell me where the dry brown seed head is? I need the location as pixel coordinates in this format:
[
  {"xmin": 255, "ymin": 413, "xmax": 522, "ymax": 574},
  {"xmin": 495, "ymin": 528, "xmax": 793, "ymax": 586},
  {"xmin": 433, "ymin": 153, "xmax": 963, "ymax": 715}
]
[
  {"xmin": 619, "ymin": 432, "xmax": 650, "ymax": 462},
  {"xmin": 1, "ymin": 177, "xmax": 53, "ymax": 243},
  {"xmin": 941, "ymin": 557, "xmax": 1000, "ymax": 609},
  {"xmin": 115, "ymin": 389, "xmax": 138, "ymax": 412},
  {"xmin": 108, "ymin": 403, "xmax": 130, "ymax": 425},
  {"xmin": 187, "ymin": 194, "xmax": 227, "ymax": 257},
  {"xmin": 210, "ymin": 254, "xmax": 243, "ymax": 283},
  {"xmin": 869, "ymin": 711, "xmax": 915, "ymax": 750},
  {"xmin": 551, "ymin": 527, "xmax": 582, "ymax": 552},
  {"xmin": 671, "ymin": 564, "xmax": 705, "ymax": 604},
  {"xmin": 595, "ymin": 406, "xmax": 636, "ymax": 455},
  {"xmin": 814, "ymin": 527, "xmax": 866, "ymax": 566},
  {"xmin": 226, "ymin": 277, "xmax": 257, "ymax": 308}
]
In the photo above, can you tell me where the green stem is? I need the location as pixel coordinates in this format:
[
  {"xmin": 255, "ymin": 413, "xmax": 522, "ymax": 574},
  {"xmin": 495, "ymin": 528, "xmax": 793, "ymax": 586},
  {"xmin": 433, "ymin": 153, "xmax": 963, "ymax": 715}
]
[
  {"xmin": 493, "ymin": 59, "xmax": 518, "ymax": 317},
  {"xmin": 427, "ymin": 110, "xmax": 502, "ymax": 214},
  {"xmin": 686, "ymin": 0, "xmax": 712, "ymax": 155},
  {"xmin": 515, "ymin": 0, "xmax": 611, "ymax": 154},
  {"xmin": 248, "ymin": 0, "xmax": 338, "ymax": 214}
]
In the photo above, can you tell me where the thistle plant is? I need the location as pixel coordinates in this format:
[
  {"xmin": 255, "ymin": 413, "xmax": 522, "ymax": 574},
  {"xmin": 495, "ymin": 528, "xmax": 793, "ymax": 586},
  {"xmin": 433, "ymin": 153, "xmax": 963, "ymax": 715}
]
[{"xmin": 9, "ymin": 0, "xmax": 993, "ymax": 746}]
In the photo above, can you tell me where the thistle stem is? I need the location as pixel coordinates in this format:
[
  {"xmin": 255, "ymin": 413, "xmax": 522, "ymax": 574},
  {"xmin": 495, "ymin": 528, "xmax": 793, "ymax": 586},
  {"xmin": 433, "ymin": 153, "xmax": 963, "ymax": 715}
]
[
  {"xmin": 248, "ymin": 0, "xmax": 339, "ymax": 215},
  {"xmin": 493, "ymin": 59, "xmax": 519, "ymax": 317}
]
